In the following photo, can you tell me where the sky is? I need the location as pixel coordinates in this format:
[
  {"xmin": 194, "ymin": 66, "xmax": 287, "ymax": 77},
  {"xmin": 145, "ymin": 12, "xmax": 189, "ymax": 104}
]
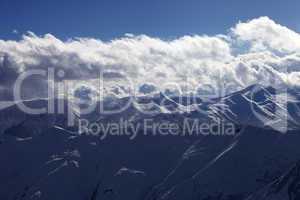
[
  {"xmin": 1, "ymin": 0, "xmax": 300, "ymax": 40},
  {"xmin": 1, "ymin": 0, "xmax": 300, "ymax": 101}
]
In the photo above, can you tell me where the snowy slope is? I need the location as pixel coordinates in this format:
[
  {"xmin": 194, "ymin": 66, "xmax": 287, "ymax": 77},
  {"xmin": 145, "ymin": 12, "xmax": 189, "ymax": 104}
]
[{"xmin": 0, "ymin": 85, "xmax": 300, "ymax": 200}]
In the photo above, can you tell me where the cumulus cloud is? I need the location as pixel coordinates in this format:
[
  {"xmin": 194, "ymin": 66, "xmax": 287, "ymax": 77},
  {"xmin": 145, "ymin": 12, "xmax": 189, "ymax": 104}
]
[
  {"xmin": 232, "ymin": 17, "xmax": 300, "ymax": 54},
  {"xmin": 0, "ymin": 17, "xmax": 300, "ymax": 101}
]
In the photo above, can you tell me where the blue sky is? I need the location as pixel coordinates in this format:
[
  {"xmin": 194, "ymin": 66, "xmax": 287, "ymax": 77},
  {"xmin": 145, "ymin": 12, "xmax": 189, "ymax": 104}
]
[
  {"xmin": 1, "ymin": 0, "xmax": 300, "ymax": 40},
  {"xmin": 1, "ymin": 0, "xmax": 300, "ymax": 102}
]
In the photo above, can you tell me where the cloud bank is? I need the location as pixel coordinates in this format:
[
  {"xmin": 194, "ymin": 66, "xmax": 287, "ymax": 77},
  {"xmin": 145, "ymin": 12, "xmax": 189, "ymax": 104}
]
[{"xmin": 1, "ymin": 17, "xmax": 300, "ymax": 101}]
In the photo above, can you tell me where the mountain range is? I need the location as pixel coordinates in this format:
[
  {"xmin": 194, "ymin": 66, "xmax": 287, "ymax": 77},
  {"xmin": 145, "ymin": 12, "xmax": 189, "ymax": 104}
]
[{"xmin": 0, "ymin": 84, "xmax": 300, "ymax": 200}]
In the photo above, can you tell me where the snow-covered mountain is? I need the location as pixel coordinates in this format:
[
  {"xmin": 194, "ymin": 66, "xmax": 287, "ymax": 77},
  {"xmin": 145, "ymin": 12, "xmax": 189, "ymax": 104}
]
[
  {"xmin": 247, "ymin": 159, "xmax": 300, "ymax": 200},
  {"xmin": 205, "ymin": 84, "xmax": 300, "ymax": 131},
  {"xmin": 0, "ymin": 84, "xmax": 300, "ymax": 200}
]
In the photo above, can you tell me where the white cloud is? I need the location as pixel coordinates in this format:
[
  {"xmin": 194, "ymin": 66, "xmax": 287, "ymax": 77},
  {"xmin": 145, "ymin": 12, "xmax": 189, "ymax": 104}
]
[
  {"xmin": 1, "ymin": 17, "xmax": 300, "ymax": 100},
  {"xmin": 231, "ymin": 17, "xmax": 300, "ymax": 54}
]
